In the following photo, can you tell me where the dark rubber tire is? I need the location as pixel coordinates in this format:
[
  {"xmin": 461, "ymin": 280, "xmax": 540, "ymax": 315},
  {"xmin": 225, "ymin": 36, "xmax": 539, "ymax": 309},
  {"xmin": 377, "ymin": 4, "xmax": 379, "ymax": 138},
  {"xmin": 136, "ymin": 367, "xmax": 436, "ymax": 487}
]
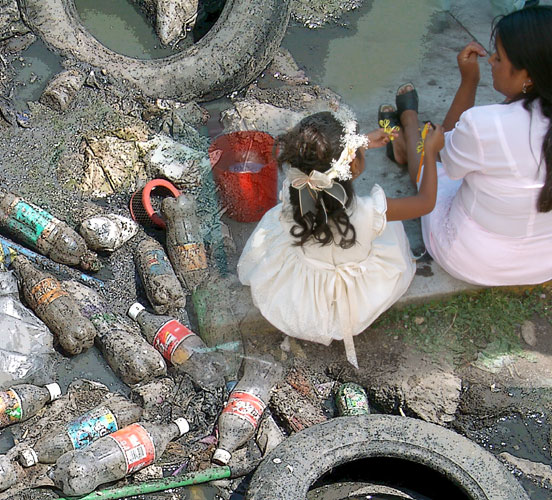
[
  {"xmin": 246, "ymin": 415, "xmax": 530, "ymax": 500},
  {"xmin": 19, "ymin": 0, "xmax": 291, "ymax": 101}
]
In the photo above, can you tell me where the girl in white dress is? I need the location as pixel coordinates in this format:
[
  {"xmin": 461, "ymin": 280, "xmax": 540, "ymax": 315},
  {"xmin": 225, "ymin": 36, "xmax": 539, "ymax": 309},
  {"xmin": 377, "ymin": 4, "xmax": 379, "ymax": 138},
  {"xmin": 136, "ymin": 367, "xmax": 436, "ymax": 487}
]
[{"xmin": 238, "ymin": 111, "xmax": 443, "ymax": 367}]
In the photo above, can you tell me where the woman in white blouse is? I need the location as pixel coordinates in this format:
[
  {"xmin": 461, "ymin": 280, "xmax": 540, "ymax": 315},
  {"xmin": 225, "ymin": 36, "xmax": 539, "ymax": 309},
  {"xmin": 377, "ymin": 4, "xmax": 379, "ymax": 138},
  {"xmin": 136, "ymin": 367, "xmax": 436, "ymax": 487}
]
[{"xmin": 390, "ymin": 6, "xmax": 552, "ymax": 286}]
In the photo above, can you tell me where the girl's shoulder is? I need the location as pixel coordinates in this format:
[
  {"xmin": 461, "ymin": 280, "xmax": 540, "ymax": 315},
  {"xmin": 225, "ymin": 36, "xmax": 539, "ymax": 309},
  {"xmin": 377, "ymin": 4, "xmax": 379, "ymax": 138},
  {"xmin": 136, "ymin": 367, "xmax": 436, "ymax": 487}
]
[
  {"xmin": 461, "ymin": 101, "xmax": 530, "ymax": 124},
  {"xmin": 351, "ymin": 185, "xmax": 387, "ymax": 237}
]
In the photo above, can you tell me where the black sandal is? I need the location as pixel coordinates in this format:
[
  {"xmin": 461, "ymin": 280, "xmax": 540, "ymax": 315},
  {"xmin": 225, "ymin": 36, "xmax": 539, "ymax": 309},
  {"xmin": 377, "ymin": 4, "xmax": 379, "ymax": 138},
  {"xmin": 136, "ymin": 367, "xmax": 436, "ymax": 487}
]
[
  {"xmin": 378, "ymin": 104, "xmax": 400, "ymax": 163},
  {"xmin": 395, "ymin": 83, "xmax": 419, "ymax": 120}
]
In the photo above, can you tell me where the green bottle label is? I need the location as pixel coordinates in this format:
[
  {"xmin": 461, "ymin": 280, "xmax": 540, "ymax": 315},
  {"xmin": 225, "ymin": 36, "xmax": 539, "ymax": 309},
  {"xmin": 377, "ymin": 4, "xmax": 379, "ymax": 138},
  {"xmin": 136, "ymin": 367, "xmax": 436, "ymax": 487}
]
[
  {"xmin": 0, "ymin": 390, "xmax": 23, "ymax": 427},
  {"xmin": 335, "ymin": 383, "xmax": 370, "ymax": 416},
  {"xmin": 7, "ymin": 200, "xmax": 54, "ymax": 245}
]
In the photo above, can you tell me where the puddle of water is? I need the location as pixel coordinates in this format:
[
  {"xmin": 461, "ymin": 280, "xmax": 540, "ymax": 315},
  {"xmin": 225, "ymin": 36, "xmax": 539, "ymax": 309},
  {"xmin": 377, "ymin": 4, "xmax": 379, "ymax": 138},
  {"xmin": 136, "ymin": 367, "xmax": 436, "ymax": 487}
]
[
  {"xmin": 12, "ymin": 37, "xmax": 63, "ymax": 112},
  {"xmin": 74, "ymin": 0, "xmax": 180, "ymax": 59}
]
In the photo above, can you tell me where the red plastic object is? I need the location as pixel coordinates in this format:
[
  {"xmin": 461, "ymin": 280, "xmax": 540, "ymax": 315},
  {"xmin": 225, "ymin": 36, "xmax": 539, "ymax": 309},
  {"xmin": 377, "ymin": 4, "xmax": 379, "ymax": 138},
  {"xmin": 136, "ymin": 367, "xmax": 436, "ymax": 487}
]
[
  {"xmin": 129, "ymin": 179, "xmax": 181, "ymax": 229},
  {"xmin": 209, "ymin": 131, "xmax": 278, "ymax": 223}
]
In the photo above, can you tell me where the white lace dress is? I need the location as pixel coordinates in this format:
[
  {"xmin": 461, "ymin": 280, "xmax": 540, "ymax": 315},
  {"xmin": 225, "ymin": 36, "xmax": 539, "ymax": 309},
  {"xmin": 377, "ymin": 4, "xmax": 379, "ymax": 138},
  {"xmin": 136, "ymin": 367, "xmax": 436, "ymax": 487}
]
[{"xmin": 237, "ymin": 184, "xmax": 416, "ymax": 367}]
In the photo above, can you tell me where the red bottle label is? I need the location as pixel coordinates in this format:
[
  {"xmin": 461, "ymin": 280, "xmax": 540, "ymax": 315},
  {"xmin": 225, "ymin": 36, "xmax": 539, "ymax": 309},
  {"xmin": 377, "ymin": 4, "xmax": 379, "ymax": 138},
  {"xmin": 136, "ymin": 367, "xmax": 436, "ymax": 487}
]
[
  {"xmin": 153, "ymin": 320, "xmax": 195, "ymax": 363},
  {"xmin": 109, "ymin": 423, "xmax": 155, "ymax": 474},
  {"xmin": 222, "ymin": 391, "xmax": 266, "ymax": 429},
  {"xmin": 0, "ymin": 390, "xmax": 23, "ymax": 427},
  {"xmin": 30, "ymin": 277, "xmax": 67, "ymax": 308}
]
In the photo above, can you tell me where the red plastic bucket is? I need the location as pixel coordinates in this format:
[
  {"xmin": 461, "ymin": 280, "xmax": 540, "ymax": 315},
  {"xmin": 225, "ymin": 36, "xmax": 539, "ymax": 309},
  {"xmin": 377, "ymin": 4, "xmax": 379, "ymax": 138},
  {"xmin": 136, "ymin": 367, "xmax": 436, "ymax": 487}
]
[{"xmin": 209, "ymin": 131, "xmax": 278, "ymax": 223}]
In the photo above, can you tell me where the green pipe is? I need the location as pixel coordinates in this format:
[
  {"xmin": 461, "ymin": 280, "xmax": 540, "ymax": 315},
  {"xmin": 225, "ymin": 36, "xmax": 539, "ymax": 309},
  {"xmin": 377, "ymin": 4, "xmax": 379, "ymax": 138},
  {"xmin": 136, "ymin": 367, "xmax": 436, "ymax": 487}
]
[{"xmin": 56, "ymin": 465, "xmax": 231, "ymax": 500}]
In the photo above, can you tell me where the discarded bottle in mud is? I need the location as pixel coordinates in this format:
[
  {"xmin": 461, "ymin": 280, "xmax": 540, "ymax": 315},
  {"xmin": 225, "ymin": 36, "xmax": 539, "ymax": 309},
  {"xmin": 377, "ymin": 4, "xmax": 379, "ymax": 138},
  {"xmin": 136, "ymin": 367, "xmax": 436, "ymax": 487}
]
[
  {"xmin": 162, "ymin": 194, "xmax": 208, "ymax": 293},
  {"xmin": 213, "ymin": 355, "xmax": 283, "ymax": 465},
  {"xmin": 19, "ymin": 393, "xmax": 143, "ymax": 466},
  {"xmin": 0, "ymin": 383, "xmax": 61, "ymax": 429},
  {"xmin": 128, "ymin": 303, "xmax": 224, "ymax": 389},
  {"xmin": 62, "ymin": 279, "xmax": 167, "ymax": 385},
  {"xmin": 0, "ymin": 455, "xmax": 17, "ymax": 492},
  {"xmin": 12, "ymin": 256, "xmax": 96, "ymax": 355},
  {"xmin": 0, "ymin": 187, "xmax": 101, "ymax": 271},
  {"xmin": 335, "ymin": 382, "xmax": 370, "ymax": 417},
  {"xmin": 134, "ymin": 236, "xmax": 186, "ymax": 314},
  {"xmin": 51, "ymin": 418, "xmax": 190, "ymax": 496},
  {"xmin": 79, "ymin": 213, "xmax": 138, "ymax": 253}
]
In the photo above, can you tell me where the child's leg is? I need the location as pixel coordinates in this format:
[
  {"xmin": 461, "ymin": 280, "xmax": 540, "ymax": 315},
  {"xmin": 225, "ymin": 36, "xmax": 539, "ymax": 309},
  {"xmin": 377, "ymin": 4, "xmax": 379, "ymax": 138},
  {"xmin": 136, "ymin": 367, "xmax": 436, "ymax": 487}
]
[{"xmin": 400, "ymin": 110, "xmax": 423, "ymax": 185}]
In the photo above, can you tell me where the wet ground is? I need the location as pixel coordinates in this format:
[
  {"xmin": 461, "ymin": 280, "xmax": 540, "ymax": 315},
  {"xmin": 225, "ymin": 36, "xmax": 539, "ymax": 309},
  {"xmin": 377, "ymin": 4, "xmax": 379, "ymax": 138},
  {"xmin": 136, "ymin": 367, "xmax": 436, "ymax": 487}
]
[{"xmin": 1, "ymin": 0, "xmax": 552, "ymax": 499}]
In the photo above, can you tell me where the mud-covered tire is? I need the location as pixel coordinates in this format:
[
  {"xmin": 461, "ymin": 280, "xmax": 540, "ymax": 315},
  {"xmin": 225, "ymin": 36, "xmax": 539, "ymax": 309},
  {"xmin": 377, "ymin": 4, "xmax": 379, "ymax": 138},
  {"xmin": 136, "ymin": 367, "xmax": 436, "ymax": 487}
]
[
  {"xmin": 247, "ymin": 415, "xmax": 530, "ymax": 500},
  {"xmin": 19, "ymin": 0, "xmax": 291, "ymax": 101}
]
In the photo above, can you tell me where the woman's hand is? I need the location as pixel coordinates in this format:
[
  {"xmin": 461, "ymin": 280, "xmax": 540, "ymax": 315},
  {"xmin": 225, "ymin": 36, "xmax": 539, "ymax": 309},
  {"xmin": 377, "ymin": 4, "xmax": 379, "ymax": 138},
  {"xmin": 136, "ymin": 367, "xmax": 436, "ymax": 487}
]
[
  {"xmin": 365, "ymin": 128, "xmax": 398, "ymax": 149},
  {"xmin": 424, "ymin": 123, "xmax": 445, "ymax": 156},
  {"xmin": 457, "ymin": 41, "xmax": 487, "ymax": 85}
]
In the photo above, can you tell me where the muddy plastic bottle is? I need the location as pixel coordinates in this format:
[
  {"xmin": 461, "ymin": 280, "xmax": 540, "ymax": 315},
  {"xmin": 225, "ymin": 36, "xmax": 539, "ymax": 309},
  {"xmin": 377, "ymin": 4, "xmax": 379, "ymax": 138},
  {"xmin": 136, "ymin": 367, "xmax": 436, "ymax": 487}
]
[
  {"xmin": 0, "ymin": 383, "xmax": 61, "ymax": 429},
  {"xmin": 161, "ymin": 194, "xmax": 208, "ymax": 293},
  {"xmin": 19, "ymin": 393, "xmax": 143, "ymax": 466},
  {"xmin": 12, "ymin": 256, "xmax": 96, "ymax": 355},
  {"xmin": 62, "ymin": 279, "xmax": 167, "ymax": 385},
  {"xmin": 0, "ymin": 188, "xmax": 100, "ymax": 271},
  {"xmin": 134, "ymin": 236, "xmax": 186, "ymax": 314},
  {"xmin": 127, "ymin": 302, "xmax": 224, "ymax": 389},
  {"xmin": 212, "ymin": 355, "xmax": 283, "ymax": 465},
  {"xmin": 335, "ymin": 382, "xmax": 370, "ymax": 416},
  {"xmin": 51, "ymin": 418, "xmax": 190, "ymax": 496}
]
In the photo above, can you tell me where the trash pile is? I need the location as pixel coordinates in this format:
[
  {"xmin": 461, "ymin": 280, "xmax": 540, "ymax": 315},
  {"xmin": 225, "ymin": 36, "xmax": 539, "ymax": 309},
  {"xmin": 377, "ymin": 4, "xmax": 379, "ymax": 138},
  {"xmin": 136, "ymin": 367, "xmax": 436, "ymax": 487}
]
[{"xmin": 0, "ymin": 177, "xmax": 371, "ymax": 499}]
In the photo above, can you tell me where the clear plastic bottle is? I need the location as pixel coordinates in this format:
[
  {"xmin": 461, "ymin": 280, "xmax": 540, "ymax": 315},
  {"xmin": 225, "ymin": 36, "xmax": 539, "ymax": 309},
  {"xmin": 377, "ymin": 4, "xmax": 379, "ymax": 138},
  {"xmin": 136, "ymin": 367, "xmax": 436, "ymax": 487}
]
[
  {"xmin": 0, "ymin": 188, "xmax": 100, "ymax": 271},
  {"xmin": 134, "ymin": 236, "xmax": 186, "ymax": 314},
  {"xmin": 19, "ymin": 393, "xmax": 143, "ymax": 466},
  {"xmin": 51, "ymin": 418, "xmax": 189, "ymax": 496},
  {"xmin": 62, "ymin": 279, "xmax": 167, "ymax": 385},
  {"xmin": 127, "ymin": 302, "xmax": 224, "ymax": 389},
  {"xmin": 212, "ymin": 355, "xmax": 283, "ymax": 465},
  {"xmin": 0, "ymin": 383, "xmax": 61, "ymax": 429},
  {"xmin": 161, "ymin": 194, "xmax": 208, "ymax": 293},
  {"xmin": 12, "ymin": 256, "xmax": 96, "ymax": 356}
]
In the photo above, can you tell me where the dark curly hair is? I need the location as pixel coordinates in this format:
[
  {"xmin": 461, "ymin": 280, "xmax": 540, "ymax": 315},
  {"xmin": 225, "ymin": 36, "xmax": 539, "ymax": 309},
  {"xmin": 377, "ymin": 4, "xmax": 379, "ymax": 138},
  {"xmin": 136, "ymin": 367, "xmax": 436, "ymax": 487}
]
[
  {"xmin": 493, "ymin": 6, "xmax": 552, "ymax": 212},
  {"xmin": 275, "ymin": 112, "xmax": 357, "ymax": 248}
]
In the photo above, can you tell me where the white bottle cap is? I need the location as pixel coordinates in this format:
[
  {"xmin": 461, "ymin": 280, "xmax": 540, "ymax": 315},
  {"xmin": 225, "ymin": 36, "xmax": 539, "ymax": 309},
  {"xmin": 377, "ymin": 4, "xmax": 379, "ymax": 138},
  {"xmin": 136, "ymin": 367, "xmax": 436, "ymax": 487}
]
[
  {"xmin": 45, "ymin": 383, "xmax": 62, "ymax": 401},
  {"xmin": 19, "ymin": 448, "xmax": 38, "ymax": 467},
  {"xmin": 173, "ymin": 417, "xmax": 190, "ymax": 437},
  {"xmin": 127, "ymin": 302, "xmax": 145, "ymax": 321},
  {"xmin": 212, "ymin": 448, "xmax": 232, "ymax": 465}
]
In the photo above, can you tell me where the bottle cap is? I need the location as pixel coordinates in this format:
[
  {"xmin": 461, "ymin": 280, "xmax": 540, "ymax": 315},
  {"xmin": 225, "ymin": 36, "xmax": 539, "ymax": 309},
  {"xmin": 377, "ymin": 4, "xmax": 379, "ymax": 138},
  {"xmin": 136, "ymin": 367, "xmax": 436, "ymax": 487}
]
[
  {"xmin": 19, "ymin": 447, "xmax": 38, "ymax": 467},
  {"xmin": 212, "ymin": 448, "xmax": 231, "ymax": 465},
  {"xmin": 173, "ymin": 417, "xmax": 190, "ymax": 437},
  {"xmin": 128, "ymin": 302, "xmax": 145, "ymax": 321},
  {"xmin": 45, "ymin": 383, "xmax": 62, "ymax": 401}
]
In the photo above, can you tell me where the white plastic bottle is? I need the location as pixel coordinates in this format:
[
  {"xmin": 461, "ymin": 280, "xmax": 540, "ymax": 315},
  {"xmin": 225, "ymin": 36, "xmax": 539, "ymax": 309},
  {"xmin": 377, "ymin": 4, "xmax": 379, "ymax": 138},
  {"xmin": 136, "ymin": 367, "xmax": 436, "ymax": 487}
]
[
  {"xmin": 127, "ymin": 302, "xmax": 224, "ymax": 389},
  {"xmin": 212, "ymin": 355, "xmax": 283, "ymax": 465},
  {"xmin": 19, "ymin": 393, "xmax": 143, "ymax": 466},
  {"xmin": 51, "ymin": 418, "xmax": 189, "ymax": 496},
  {"xmin": 0, "ymin": 383, "xmax": 61, "ymax": 429}
]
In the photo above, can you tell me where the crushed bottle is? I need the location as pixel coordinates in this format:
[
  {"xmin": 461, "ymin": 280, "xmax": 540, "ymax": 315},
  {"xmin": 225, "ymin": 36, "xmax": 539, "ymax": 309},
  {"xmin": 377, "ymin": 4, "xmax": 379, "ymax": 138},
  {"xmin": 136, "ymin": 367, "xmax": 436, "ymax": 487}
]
[
  {"xmin": 134, "ymin": 236, "xmax": 186, "ymax": 315},
  {"xmin": 62, "ymin": 280, "xmax": 167, "ymax": 385},
  {"xmin": 0, "ymin": 382, "xmax": 61, "ymax": 428},
  {"xmin": 162, "ymin": 194, "xmax": 208, "ymax": 293},
  {"xmin": 0, "ymin": 188, "xmax": 100, "ymax": 271},
  {"xmin": 127, "ymin": 302, "xmax": 225, "ymax": 389},
  {"xmin": 212, "ymin": 355, "xmax": 283, "ymax": 465},
  {"xmin": 335, "ymin": 382, "xmax": 370, "ymax": 416},
  {"xmin": 19, "ymin": 393, "xmax": 143, "ymax": 466},
  {"xmin": 12, "ymin": 256, "xmax": 96, "ymax": 356},
  {"xmin": 51, "ymin": 418, "xmax": 190, "ymax": 496}
]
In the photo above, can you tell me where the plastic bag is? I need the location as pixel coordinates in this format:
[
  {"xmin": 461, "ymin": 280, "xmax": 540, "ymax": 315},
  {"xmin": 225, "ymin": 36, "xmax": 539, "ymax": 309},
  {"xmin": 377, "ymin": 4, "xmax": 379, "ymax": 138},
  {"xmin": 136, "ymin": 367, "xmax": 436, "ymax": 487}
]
[{"xmin": 0, "ymin": 271, "xmax": 55, "ymax": 390}]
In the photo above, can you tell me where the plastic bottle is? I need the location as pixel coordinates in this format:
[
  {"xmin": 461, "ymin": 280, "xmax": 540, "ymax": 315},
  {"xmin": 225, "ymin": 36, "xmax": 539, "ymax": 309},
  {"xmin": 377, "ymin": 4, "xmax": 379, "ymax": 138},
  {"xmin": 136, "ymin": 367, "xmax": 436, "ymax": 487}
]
[
  {"xmin": 79, "ymin": 214, "xmax": 138, "ymax": 253},
  {"xmin": 51, "ymin": 418, "xmax": 189, "ymax": 496},
  {"xmin": 62, "ymin": 280, "xmax": 167, "ymax": 385},
  {"xmin": 0, "ymin": 383, "xmax": 61, "ymax": 429},
  {"xmin": 0, "ymin": 188, "xmax": 101, "ymax": 271},
  {"xmin": 127, "ymin": 303, "xmax": 224, "ymax": 389},
  {"xmin": 134, "ymin": 236, "xmax": 186, "ymax": 314},
  {"xmin": 161, "ymin": 194, "xmax": 208, "ymax": 293},
  {"xmin": 212, "ymin": 355, "xmax": 283, "ymax": 465},
  {"xmin": 12, "ymin": 256, "xmax": 96, "ymax": 356},
  {"xmin": 335, "ymin": 382, "xmax": 370, "ymax": 416},
  {"xmin": 19, "ymin": 393, "xmax": 143, "ymax": 466}
]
